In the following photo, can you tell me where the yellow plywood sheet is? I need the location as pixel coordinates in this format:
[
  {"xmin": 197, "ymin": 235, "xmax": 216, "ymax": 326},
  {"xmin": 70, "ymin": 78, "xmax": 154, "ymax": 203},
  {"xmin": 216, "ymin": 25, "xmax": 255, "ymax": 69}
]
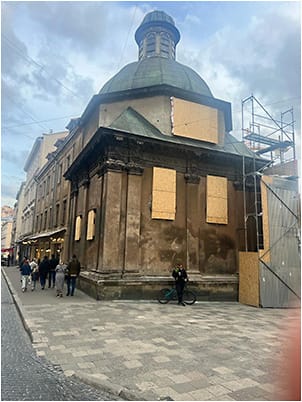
[
  {"xmin": 152, "ymin": 167, "xmax": 176, "ymax": 220},
  {"xmin": 239, "ymin": 252, "xmax": 259, "ymax": 307},
  {"xmin": 207, "ymin": 198, "xmax": 228, "ymax": 224},
  {"xmin": 171, "ymin": 97, "xmax": 218, "ymax": 144},
  {"xmin": 86, "ymin": 210, "xmax": 95, "ymax": 240},
  {"xmin": 260, "ymin": 176, "xmax": 271, "ymax": 262},
  {"xmin": 206, "ymin": 175, "xmax": 228, "ymax": 224},
  {"xmin": 75, "ymin": 216, "xmax": 82, "ymax": 241},
  {"xmin": 153, "ymin": 167, "xmax": 176, "ymax": 191}
]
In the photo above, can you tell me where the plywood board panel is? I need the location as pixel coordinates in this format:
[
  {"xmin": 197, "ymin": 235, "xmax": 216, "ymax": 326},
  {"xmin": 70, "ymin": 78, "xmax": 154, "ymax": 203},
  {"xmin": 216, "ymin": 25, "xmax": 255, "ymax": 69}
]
[
  {"xmin": 75, "ymin": 215, "xmax": 82, "ymax": 241},
  {"xmin": 152, "ymin": 167, "xmax": 176, "ymax": 220},
  {"xmin": 239, "ymin": 251, "xmax": 259, "ymax": 307},
  {"xmin": 206, "ymin": 175, "xmax": 228, "ymax": 224},
  {"xmin": 171, "ymin": 97, "xmax": 218, "ymax": 144},
  {"xmin": 260, "ymin": 176, "xmax": 272, "ymax": 263},
  {"xmin": 86, "ymin": 209, "xmax": 95, "ymax": 240}
]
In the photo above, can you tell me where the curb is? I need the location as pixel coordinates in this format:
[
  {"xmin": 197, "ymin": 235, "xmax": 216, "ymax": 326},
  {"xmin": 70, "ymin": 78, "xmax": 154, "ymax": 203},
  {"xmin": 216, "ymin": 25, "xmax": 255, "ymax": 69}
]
[
  {"xmin": 2, "ymin": 268, "xmax": 154, "ymax": 401},
  {"xmin": 73, "ymin": 373, "xmax": 147, "ymax": 401},
  {"xmin": 1, "ymin": 268, "xmax": 34, "ymax": 342}
]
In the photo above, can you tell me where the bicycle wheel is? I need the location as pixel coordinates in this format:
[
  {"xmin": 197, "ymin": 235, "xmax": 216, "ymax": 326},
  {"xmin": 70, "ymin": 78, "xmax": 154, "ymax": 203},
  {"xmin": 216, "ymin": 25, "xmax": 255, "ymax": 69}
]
[
  {"xmin": 158, "ymin": 288, "xmax": 171, "ymax": 304},
  {"xmin": 183, "ymin": 290, "xmax": 196, "ymax": 305}
]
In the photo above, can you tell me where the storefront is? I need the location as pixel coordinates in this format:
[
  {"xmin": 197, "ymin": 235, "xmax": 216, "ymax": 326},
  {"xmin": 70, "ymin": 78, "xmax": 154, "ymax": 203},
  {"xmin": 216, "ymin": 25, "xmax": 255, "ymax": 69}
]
[{"xmin": 29, "ymin": 228, "xmax": 66, "ymax": 263}]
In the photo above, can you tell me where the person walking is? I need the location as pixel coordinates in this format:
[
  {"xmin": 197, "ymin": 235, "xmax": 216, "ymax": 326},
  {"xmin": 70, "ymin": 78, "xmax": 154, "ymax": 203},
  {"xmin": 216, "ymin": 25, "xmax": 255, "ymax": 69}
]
[
  {"xmin": 39, "ymin": 256, "xmax": 50, "ymax": 290},
  {"xmin": 29, "ymin": 258, "xmax": 39, "ymax": 291},
  {"xmin": 20, "ymin": 258, "xmax": 31, "ymax": 292},
  {"xmin": 55, "ymin": 260, "xmax": 67, "ymax": 297},
  {"xmin": 48, "ymin": 254, "xmax": 59, "ymax": 288},
  {"xmin": 66, "ymin": 255, "xmax": 81, "ymax": 296},
  {"xmin": 172, "ymin": 261, "xmax": 188, "ymax": 306}
]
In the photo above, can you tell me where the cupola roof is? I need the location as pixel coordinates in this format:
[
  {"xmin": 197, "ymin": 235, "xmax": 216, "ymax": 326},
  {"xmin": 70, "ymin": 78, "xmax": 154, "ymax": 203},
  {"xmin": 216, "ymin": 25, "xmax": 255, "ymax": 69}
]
[{"xmin": 99, "ymin": 10, "xmax": 213, "ymax": 98}]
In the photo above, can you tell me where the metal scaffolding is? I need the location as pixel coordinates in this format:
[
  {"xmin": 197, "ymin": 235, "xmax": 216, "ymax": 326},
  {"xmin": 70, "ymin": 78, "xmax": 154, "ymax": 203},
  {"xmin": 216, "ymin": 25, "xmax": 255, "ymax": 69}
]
[
  {"xmin": 241, "ymin": 94, "xmax": 300, "ymax": 307},
  {"xmin": 241, "ymin": 94, "xmax": 296, "ymax": 252},
  {"xmin": 242, "ymin": 94, "xmax": 296, "ymax": 166}
]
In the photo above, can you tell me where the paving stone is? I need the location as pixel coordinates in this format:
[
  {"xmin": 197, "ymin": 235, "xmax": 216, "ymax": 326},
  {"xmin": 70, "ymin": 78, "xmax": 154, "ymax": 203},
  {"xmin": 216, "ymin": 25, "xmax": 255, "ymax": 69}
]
[{"xmin": 3, "ymin": 266, "xmax": 295, "ymax": 402}]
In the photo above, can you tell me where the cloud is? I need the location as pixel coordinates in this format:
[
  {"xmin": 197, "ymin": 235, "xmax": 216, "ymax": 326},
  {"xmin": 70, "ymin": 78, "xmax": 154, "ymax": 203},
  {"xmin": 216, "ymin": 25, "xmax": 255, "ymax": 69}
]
[
  {"xmin": 1, "ymin": 2, "xmax": 300, "ymax": 208},
  {"xmin": 178, "ymin": 3, "xmax": 301, "ymax": 138}
]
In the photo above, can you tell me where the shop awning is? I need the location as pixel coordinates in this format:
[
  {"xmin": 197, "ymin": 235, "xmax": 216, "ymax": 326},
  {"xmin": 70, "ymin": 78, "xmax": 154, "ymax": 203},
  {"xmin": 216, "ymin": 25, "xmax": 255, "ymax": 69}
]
[
  {"xmin": 29, "ymin": 227, "xmax": 67, "ymax": 240},
  {"xmin": 1, "ymin": 247, "xmax": 13, "ymax": 253}
]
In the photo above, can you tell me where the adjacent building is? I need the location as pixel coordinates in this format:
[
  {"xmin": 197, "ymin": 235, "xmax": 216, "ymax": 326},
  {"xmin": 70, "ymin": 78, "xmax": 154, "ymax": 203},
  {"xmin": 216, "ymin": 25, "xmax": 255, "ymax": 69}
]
[{"xmin": 13, "ymin": 131, "xmax": 68, "ymax": 262}]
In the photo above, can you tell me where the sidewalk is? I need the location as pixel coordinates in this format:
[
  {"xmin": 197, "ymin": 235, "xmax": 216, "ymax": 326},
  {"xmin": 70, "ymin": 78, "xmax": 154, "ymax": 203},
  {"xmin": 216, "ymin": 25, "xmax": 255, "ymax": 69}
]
[{"xmin": 2, "ymin": 266, "xmax": 296, "ymax": 401}]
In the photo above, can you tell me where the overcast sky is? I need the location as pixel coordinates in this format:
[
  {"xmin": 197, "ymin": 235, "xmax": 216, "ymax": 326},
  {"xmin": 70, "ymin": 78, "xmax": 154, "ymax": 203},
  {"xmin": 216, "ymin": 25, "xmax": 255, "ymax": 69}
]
[{"xmin": 2, "ymin": 1, "xmax": 301, "ymax": 207}]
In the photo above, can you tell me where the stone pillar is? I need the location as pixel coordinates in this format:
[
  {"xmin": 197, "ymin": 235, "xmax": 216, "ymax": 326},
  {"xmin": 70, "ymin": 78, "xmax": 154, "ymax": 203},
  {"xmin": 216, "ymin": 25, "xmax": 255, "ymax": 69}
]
[
  {"xmin": 99, "ymin": 161, "xmax": 124, "ymax": 276},
  {"xmin": 67, "ymin": 182, "xmax": 78, "ymax": 261},
  {"xmin": 79, "ymin": 176, "xmax": 90, "ymax": 266},
  {"xmin": 122, "ymin": 164, "xmax": 144, "ymax": 277},
  {"xmin": 185, "ymin": 173, "xmax": 201, "ymax": 277}
]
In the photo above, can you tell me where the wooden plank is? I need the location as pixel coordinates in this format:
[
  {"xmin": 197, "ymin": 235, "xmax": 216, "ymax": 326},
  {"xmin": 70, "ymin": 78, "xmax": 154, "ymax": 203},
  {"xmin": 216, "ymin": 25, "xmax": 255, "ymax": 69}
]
[
  {"xmin": 206, "ymin": 175, "xmax": 228, "ymax": 224},
  {"xmin": 152, "ymin": 167, "xmax": 176, "ymax": 220},
  {"xmin": 171, "ymin": 97, "xmax": 218, "ymax": 144},
  {"xmin": 239, "ymin": 251, "xmax": 259, "ymax": 307}
]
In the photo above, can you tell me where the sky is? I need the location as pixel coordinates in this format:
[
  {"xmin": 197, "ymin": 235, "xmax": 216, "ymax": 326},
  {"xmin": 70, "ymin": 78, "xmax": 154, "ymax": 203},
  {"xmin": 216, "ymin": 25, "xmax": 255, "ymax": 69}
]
[{"xmin": 1, "ymin": 0, "xmax": 301, "ymax": 207}]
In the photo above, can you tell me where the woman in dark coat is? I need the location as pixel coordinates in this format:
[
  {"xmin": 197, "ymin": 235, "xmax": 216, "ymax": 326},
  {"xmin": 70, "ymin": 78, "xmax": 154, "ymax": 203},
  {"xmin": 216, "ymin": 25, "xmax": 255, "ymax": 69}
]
[{"xmin": 39, "ymin": 256, "xmax": 50, "ymax": 290}]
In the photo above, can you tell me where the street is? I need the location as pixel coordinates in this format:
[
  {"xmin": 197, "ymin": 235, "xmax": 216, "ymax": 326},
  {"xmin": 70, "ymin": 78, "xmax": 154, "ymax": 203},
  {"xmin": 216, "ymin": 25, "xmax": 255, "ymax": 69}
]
[
  {"xmin": 2, "ymin": 266, "xmax": 299, "ymax": 401},
  {"xmin": 1, "ymin": 274, "xmax": 122, "ymax": 401}
]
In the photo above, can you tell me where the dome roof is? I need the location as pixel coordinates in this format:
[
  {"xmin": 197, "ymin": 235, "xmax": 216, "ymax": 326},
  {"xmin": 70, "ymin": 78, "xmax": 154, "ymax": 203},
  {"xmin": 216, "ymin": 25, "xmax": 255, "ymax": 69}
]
[
  {"xmin": 99, "ymin": 57, "xmax": 213, "ymax": 97},
  {"xmin": 141, "ymin": 10, "xmax": 175, "ymax": 26},
  {"xmin": 99, "ymin": 10, "xmax": 213, "ymax": 98},
  {"xmin": 135, "ymin": 10, "xmax": 180, "ymax": 46}
]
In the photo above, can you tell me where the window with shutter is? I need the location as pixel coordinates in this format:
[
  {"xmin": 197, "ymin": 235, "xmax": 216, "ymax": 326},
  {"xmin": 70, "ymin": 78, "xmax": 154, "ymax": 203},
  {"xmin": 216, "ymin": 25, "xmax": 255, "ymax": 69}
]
[
  {"xmin": 86, "ymin": 210, "xmax": 96, "ymax": 240},
  {"xmin": 152, "ymin": 167, "xmax": 176, "ymax": 220},
  {"xmin": 75, "ymin": 215, "xmax": 82, "ymax": 241},
  {"xmin": 206, "ymin": 175, "xmax": 228, "ymax": 224}
]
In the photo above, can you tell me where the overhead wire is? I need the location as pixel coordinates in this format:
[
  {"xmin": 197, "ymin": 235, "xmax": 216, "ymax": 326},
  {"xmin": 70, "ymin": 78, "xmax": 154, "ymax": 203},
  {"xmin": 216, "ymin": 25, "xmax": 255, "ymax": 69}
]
[
  {"xmin": 3, "ymin": 114, "xmax": 80, "ymax": 130},
  {"xmin": 2, "ymin": 33, "xmax": 86, "ymax": 101},
  {"xmin": 116, "ymin": 5, "xmax": 137, "ymax": 71},
  {"xmin": 5, "ymin": 92, "xmax": 49, "ymax": 132}
]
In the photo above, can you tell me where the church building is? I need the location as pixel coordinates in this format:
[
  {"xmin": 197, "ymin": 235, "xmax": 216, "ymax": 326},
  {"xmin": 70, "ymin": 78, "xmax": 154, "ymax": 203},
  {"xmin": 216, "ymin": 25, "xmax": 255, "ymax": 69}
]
[{"xmin": 61, "ymin": 10, "xmax": 266, "ymax": 299}]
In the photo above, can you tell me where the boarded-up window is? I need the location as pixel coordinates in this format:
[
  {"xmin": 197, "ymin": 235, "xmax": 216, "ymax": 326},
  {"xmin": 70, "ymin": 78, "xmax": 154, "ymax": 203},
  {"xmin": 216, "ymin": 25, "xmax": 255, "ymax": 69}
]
[
  {"xmin": 206, "ymin": 175, "xmax": 228, "ymax": 224},
  {"xmin": 171, "ymin": 97, "xmax": 218, "ymax": 144},
  {"xmin": 75, "ymin": 215, "xmax": 82, "ymax": 241},
  {"xmin": 152, "ymin": 167, "xmax": 176, "ymax": 220},
  {"xmin": 86, "ymin": 209, "xmax": 96, "ymax": 240}
]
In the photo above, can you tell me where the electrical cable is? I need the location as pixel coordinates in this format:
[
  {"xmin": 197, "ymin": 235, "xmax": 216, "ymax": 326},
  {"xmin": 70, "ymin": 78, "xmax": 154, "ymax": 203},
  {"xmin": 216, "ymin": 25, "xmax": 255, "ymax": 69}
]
[{"xmin": 2, "ymin": 34, "xmax": 86, "ymax": 101}]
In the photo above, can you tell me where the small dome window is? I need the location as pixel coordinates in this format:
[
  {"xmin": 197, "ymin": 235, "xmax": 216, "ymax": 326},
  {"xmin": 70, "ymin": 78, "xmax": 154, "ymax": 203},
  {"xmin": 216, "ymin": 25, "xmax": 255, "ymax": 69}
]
[
  {"xmin": 160, "ymin": 32, "xmax": 174, "ymax": 59},
  {"xmin": 146, "ymin": 33, "xmax": 156, "ymax": 57}
]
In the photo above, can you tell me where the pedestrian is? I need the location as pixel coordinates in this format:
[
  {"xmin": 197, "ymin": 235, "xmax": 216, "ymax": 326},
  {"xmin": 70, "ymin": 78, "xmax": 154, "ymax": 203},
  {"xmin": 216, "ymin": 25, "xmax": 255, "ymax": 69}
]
[
  {"xmin": 48, "ymin": 254, "xmax": 59, "ymax": 288},
  {"xmin": 172, "ymin": 261, "xmax": 188, "ymax": 306},
  {"xmin": 20, "ymin": 257, "xmax": 31, "ymax": 292},
  {"xmin": 19, "ymin": 256, "xmax": 27, "ymax": 283},
  {"xmin": 55, "ymin": 260, "xmax": 67, "ymax": 297},
  {"xmin": 29, "ymin": 258, "xmax": 39, "ymax": 291},
  {"xmin": 7, "ymin": 254, "xmax": 10, "ymax": 267},
  {"xmin": 38, "ymin": 256, "xmax": 50, "ymax": 290},
  {"xmin": 66, "ymin": 255, "xmax": 81, "ymax": 296}
]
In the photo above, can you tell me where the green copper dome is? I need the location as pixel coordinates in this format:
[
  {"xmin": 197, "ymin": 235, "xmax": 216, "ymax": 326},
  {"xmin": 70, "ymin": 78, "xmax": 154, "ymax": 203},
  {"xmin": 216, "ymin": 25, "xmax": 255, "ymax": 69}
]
[
  {"xmin": 99, "ymin": 57, "xmax": 213, "ymax": 97},
  {"xmin": 99, "ymin": 10, "xmax": 213, "ymax": 98}
]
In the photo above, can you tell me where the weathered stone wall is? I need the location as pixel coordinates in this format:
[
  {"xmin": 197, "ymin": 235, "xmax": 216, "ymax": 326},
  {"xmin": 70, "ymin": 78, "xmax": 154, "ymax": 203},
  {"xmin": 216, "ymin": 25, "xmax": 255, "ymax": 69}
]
[{"xmin": 99, "ymin": 96, "xmax": 174, "ymax": 135}]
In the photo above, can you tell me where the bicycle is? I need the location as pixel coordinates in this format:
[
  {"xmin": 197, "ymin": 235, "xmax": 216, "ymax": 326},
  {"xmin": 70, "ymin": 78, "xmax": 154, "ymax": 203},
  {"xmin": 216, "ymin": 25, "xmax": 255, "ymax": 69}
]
[{"xmin": 158, "ymin": 284, "xmax": 196, "ymax": 305}]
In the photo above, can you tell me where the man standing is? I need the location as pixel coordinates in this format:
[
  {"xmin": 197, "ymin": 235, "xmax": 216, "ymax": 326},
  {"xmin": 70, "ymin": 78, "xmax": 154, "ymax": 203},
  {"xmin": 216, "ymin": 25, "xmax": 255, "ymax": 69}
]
[
  {"xmin": 172, "ymin": 261, "xmax": 188, "ymax": 306},
  {"xmin": 39, "ymin": 256, "xmax": 50, "ymax": 290},
  {"xmin": 48, "ymin": 254, "xmax": 59, "ymax": 288},
  {"xmin": 66, "ymin": 255, "xmax": 81, "ymax": 296}
]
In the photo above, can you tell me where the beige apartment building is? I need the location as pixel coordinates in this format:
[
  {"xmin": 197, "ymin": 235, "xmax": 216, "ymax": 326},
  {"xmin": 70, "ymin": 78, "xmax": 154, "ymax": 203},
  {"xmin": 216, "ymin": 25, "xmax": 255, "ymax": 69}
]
[{"xmin": 14, "ymin": 131, "xmax": 67, "ymax": 261}]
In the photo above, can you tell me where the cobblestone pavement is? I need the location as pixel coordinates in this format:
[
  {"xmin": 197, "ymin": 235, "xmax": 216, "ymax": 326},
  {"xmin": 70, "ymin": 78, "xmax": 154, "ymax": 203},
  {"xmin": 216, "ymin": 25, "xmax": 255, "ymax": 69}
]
[
  {"xmin": 1, "ymin": 271, "xmax": 122, "ymax": 401},
  {"xmin": 2, "ymin": 266, "xmax": 298, "ymax": 401}
]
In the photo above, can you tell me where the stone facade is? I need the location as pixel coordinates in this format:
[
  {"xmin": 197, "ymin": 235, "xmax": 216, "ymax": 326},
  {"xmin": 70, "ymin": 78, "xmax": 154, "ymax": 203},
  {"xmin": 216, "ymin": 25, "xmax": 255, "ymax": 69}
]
[{"xmin": 15, "ymin": 10, "xmax": 267, "ymax": 299}]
